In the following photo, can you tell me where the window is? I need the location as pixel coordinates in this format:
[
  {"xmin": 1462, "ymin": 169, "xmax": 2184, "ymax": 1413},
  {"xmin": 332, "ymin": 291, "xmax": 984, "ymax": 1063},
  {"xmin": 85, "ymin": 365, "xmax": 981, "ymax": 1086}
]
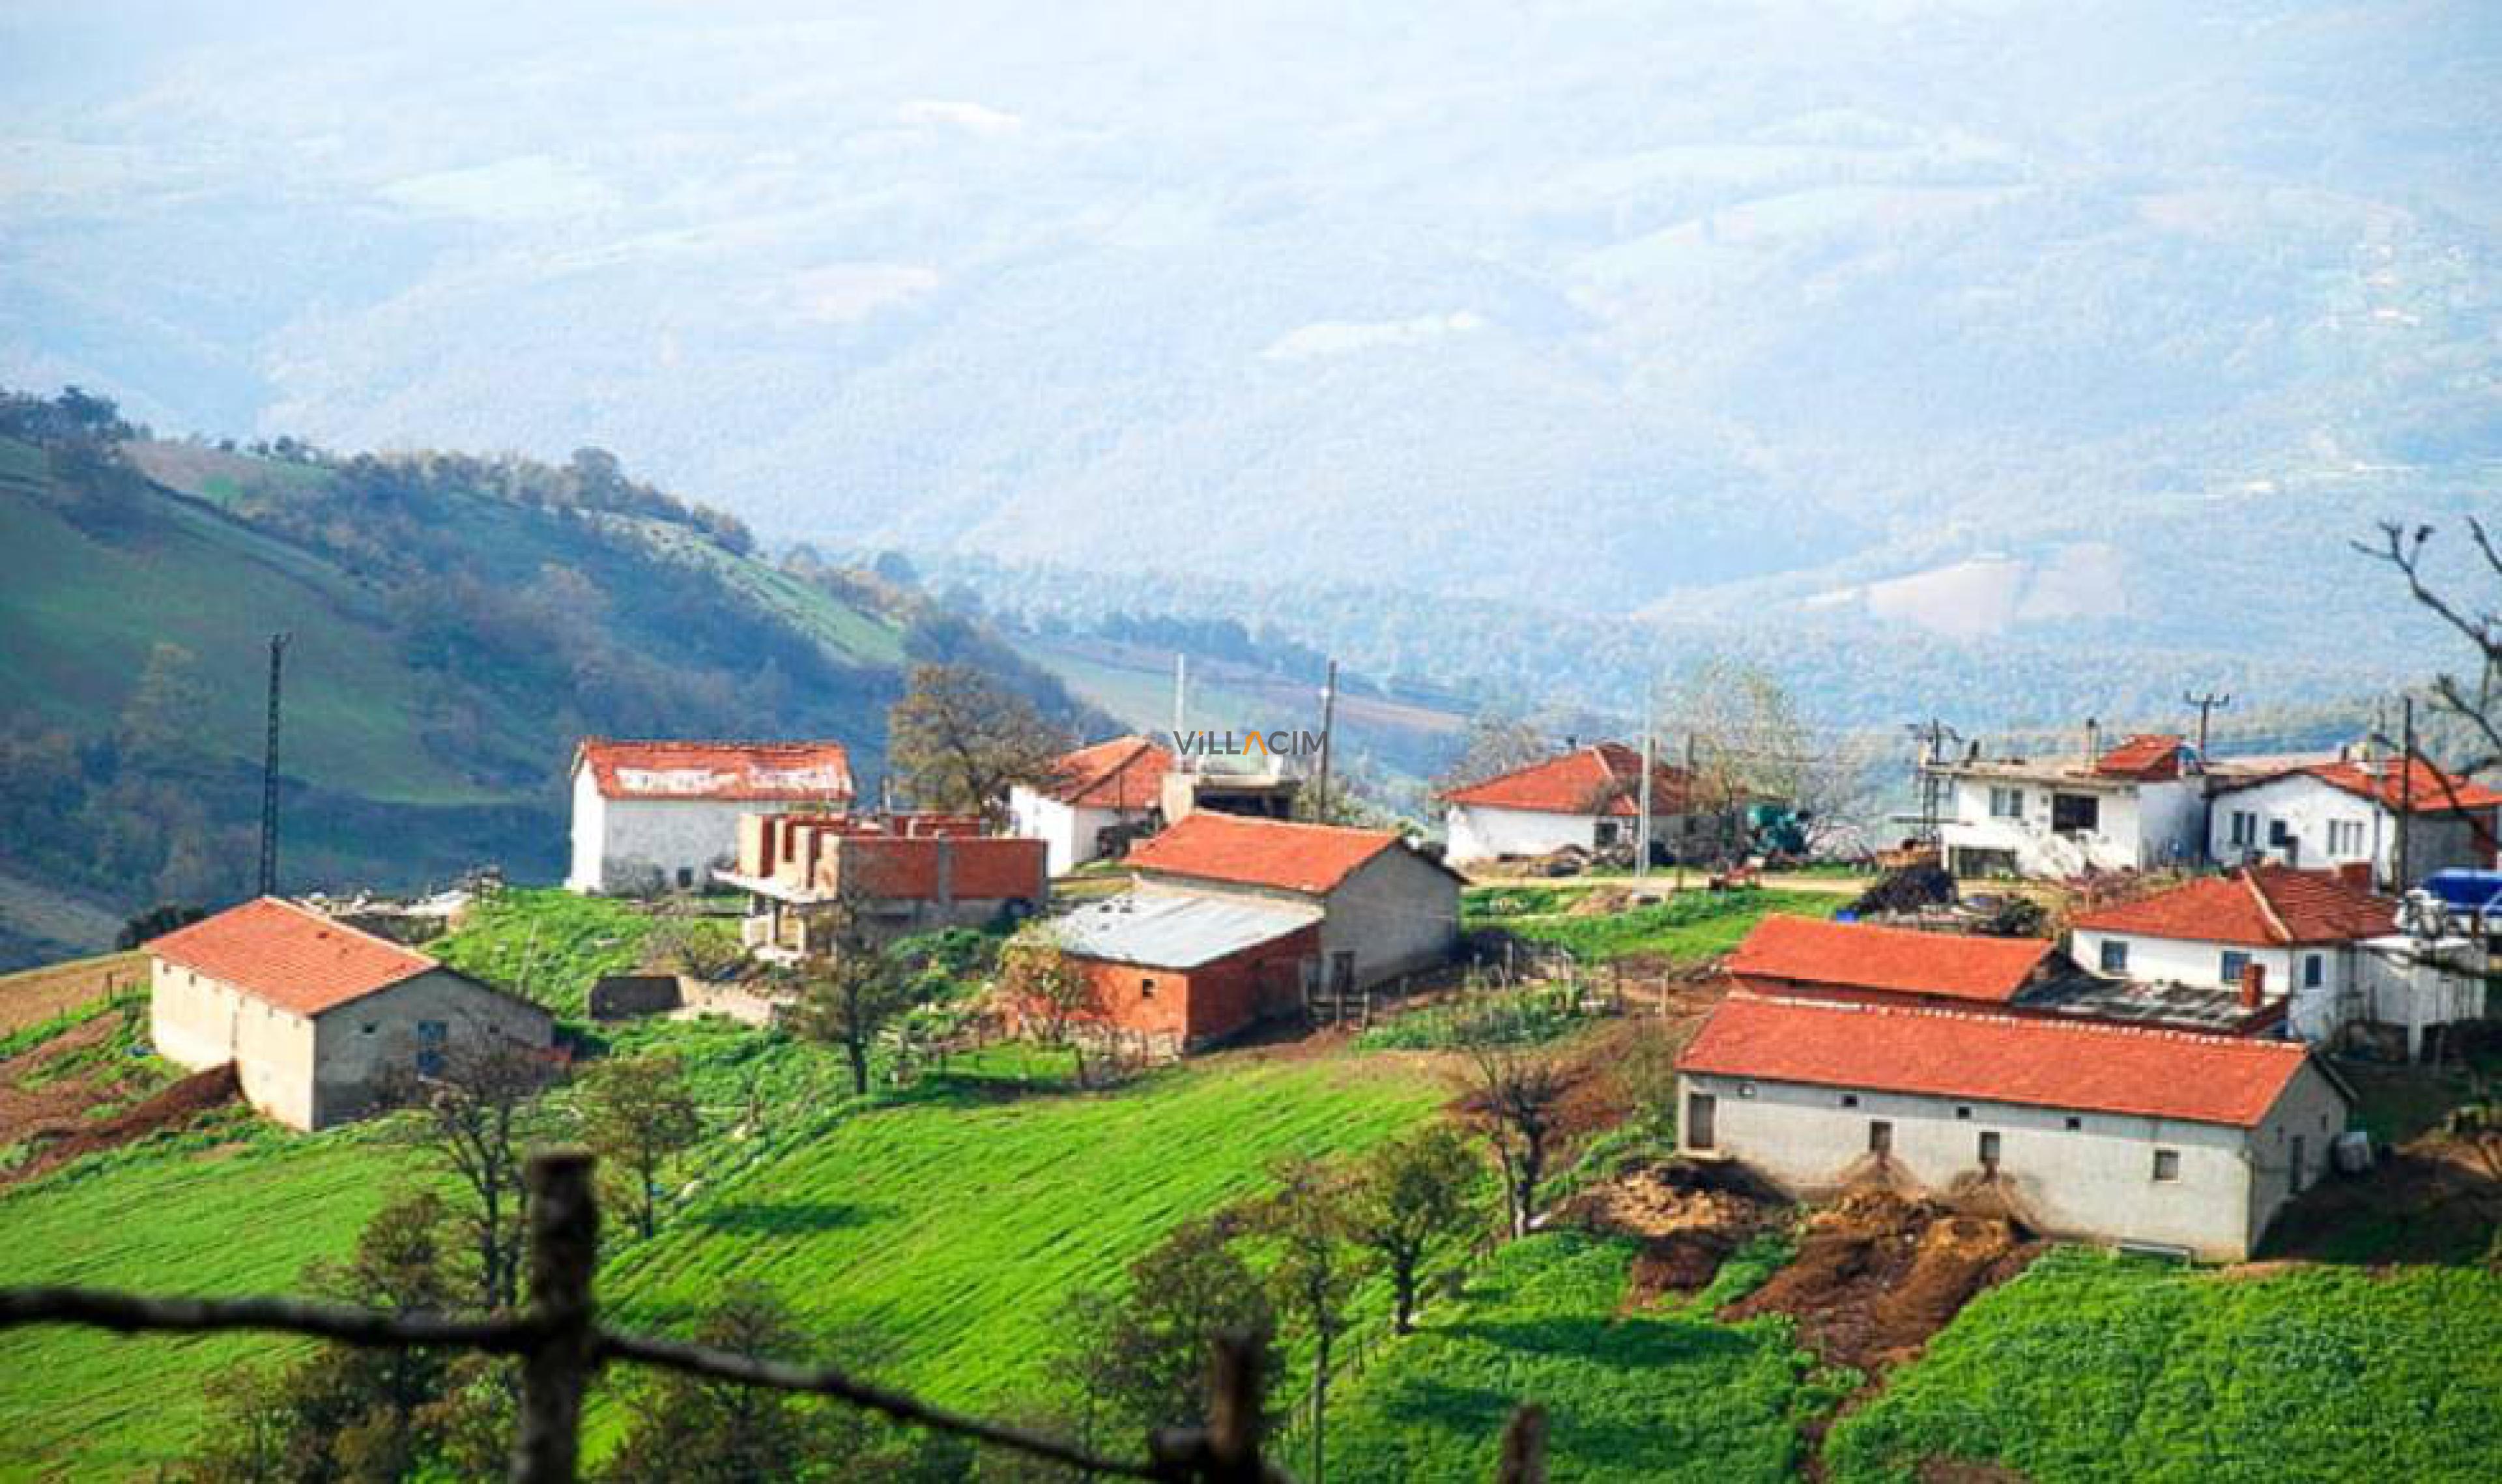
[
  {"xmin": 2221, "ymin": 950, "xmax": 2252, "ymax": 986},
  {"xmin": 676, "ymin": 867, "xmax": 695, "ymax": 889},
  {"xmin": 2099, "ymin": 939, "xmax": 2130, "ymax": 975},
  {"xmin": 2290, "ymin": 1135, "xmax": 2308, "ymax": 1193},
  {"xmin": 1839, "ymin": 1093, "xmax": 1860, "ymax": 1109},
  {"xmin": 2327, "ymin": 820, "xmax": 2364, "ymax": 856},
  {"xmin": 2268, "ymin": 818, "xmax": 2295, "ymax": 848},
  {"xmin": 1978, "ymin": 1132, "xmax": 2002, "ymax": 1173},
  {"xmin": 1868, "ymin": 1120, "xmax": 1893, "ymax": 1155},
  {"xmin": 2303, "ymin": 954, "xmax": 2325, "ymax": 989},
  {"xmin": 2229, "ymin": 810, "xmax": 2258, "ymax": 847},
  {"xmin": 2064, "ymin": 1115, "xmax": 2084, "ymax": 1132},
  {"xmin": 416, "ymin": 1020, "xmax": 449, "ymax": 1077},
  {"xmin": 1686, "ymin": 1092, "xmax": 1716, "ymax": 1150},
  {"xmin": 1594, "ymin": 820, "xmax": 1623, "ymax": 846},
  {"xmin": 2152, "ymin": 1149, "xmax": 2181, "ymax": 1182},
  {"xmin": 1955, "ymin": 1105, "xmax": 1972, "ymax": 1120},
  {"xmin": 1139, "ymin": 977, "xmax": 1157, "ymax": 999},
  {"xmin": 1988, "ymin": 786, "xmax": 2025, "ymax": 820},
  {"xmin": 2051, "ymin": 792, "xmax": 2101, "ymax": 835}
]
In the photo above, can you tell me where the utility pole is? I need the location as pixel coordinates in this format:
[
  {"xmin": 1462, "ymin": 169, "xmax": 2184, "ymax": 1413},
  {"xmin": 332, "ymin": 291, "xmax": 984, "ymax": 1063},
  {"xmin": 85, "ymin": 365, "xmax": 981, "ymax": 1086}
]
[
  {"xmin": 1314, "ymin": 658, "xmax": 1338, "ymax": 823},
  {"xmin": 2396, "ymin": 695, "xmax": 2416, "ymax": 891},
  {"xmin": 1172, "ymin": 653, "xmax": 1188, "ymax": 749},
  {"xmin": 257, "ymin": 632, "xmax": 290, "ymax": 897},
  {"xmin": 1636, "ymin": 676, "xmax": 1656, "ymax": 878},
  {"xmin": 1905, "ymin": 719, "xmax": 1958, "ymax": 846},
  {"xmin": 2183, "ymin": 689, "xmax": 2232, "ymax": 757},
  {"xmin": 1675, "ymin": 733, "xmax": 1697, "ymax": 892}
]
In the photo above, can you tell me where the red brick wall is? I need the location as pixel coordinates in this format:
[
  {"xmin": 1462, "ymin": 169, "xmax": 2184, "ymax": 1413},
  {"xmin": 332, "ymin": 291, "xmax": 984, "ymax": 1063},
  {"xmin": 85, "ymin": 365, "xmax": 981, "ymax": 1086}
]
[{"xmin": 1067, "ymin": 923, "xmax": 1319, "ymax": 1049}]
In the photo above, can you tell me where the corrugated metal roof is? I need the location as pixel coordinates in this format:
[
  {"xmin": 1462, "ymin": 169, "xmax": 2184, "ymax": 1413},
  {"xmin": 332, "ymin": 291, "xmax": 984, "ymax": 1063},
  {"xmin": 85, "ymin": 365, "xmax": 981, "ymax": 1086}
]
[{"xmin": 1054, "ymin": 892, "xmax": 1321, "ymax": 969}]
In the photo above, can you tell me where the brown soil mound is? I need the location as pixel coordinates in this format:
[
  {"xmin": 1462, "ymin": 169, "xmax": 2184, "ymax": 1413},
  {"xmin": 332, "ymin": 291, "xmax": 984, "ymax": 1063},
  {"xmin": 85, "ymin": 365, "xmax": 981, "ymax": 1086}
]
[
  {"xmin": 1566, "ymin": 1160, "xmax": 1791, "ymax": 1305},
  {"xmin": 1721, "ymin": 1184, "xmax": 2042, "ymax": 1373},
  {"xmin": 4, "ymin": 1063, "xmax": 240, "ymax": 1186},
  {"xmin": 0, "ymin": 1016, "xmax": 124, "ymax": 1132}
]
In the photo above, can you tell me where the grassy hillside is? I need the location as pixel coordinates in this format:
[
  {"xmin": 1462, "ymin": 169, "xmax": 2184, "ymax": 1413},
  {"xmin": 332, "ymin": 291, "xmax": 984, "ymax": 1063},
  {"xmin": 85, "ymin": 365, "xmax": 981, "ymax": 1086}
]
[
  {"xmin": 0, "ymin": 1034, "xmax": 1444, "ymax": 1478},
  {"xmin": 1329, "ymin": 1230, "xmax": 1848, "ymax": 1482},
  {"xmin": 1824, "ymin": 1248, "xmax": 2502, "ymax": 1484},
  {"xmin": 0, "ymin": 390, "xmax": 1102, "ymax": 961}
]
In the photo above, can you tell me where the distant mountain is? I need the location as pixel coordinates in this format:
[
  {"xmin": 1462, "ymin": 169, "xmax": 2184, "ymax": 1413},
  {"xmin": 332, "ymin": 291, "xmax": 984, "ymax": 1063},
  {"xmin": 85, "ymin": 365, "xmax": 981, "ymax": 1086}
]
[
  {"xmin": 0, "ymin": 390, "xmax": 1102, "ymax": 964},
  {"xmin": 5, "ymin": 1, "xmax": 2497, "ymax": 647}
]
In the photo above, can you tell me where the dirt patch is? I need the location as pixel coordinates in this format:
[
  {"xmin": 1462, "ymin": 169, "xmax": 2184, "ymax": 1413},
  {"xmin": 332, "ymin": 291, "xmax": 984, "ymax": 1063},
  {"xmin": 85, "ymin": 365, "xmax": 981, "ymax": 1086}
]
[
  {"xmin": 2, "ymin": 1063, "xmax": 240, "ymax": 1186},
  {"xmin": 1564, "ymin": 1159, "xmax": 1792, "ymax": 1306},
  {"xmin": 1721, "ymin": 1184, "xmax": 2043, "ymax": 1375},
  {"xmin": 0, "ymin": 952, "xmax": 146, "ymax": 1035},
  {"xmin": 0, "ymin": 1014, "xmax": 125, "ymax": 1132},
  {"xmin": 2262, "ymin": 1130, "xmax": 2501, "ymax": 1266},
  {"xmin": 1916, "ymin": 1459, "xmax": 2035, "ymax": 1484}
]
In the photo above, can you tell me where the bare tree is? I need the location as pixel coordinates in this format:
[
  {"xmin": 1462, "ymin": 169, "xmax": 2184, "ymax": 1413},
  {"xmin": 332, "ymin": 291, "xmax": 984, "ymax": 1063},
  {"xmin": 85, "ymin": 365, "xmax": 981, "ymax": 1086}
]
[
  {"xmin": 1461, "ymin": 1046, "xmax": 1574, "ymax": 1240},
  {"xmin": 1432, "ymin": 710, "xmax": 1553, "ymax": 795},
  {"xmin": 383, "ymin": 1036, "xmax": 559, "ymax": 1313},
  {"xmin": 887, "ymin": 662, "xmax": 1068, "ymax": 819},
  {"xmin": 2357, "ymin": 519, "xmax": 2502, "ymax": 773}
]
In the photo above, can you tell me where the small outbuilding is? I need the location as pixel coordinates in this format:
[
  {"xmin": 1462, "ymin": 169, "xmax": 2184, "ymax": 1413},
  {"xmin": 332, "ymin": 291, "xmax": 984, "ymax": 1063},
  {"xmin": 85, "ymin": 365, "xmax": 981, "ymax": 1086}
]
[
  {"xmin": 1439, "ymin": 741, "xmax": 1701, "ymax": 866},
  {"xmin": 1007, "ymin": 734, "xmax": 1175, "ymax": 875},
  {"xmin": 1043, "ymin": 891, "xmax": 1323, "ymax": 1055},
  {"xmin": 1123, "ymin": 812, "xmax": 1461, "ymax": 994},
  {"xmin": 148, "ymin": 898, "xmax": 554, "ymax": 1132},
  {"xmin": 1676, "ymin": 993, "xmax": 2353, "ymax": 1261}
]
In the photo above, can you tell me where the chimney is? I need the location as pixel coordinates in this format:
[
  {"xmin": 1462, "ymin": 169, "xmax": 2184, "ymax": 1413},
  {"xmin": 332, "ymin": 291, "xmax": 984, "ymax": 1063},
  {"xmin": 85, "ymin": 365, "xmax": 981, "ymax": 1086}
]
[
  {"xmin": 2238, "ymin": 960, "xmax": 2267, "ymax": 1010},
  {"xmin": 2335, "ymin": 861, "xmax": 2374, "ymax": 891}
]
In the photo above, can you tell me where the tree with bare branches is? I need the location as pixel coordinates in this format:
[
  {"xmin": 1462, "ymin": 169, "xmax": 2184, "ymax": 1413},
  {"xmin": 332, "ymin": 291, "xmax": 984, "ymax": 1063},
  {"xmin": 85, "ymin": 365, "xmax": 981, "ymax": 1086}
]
[
  {"xmin": 2357, "ymin": 518, "xmax": 2502, "ymax": 775},
  {"xmin": 887, "ymin": 662, "xmax": 1068, "ymax": 819},
  {"xmin": 384, "ymin": 1036, "xmax": 560, "ymax": 1313},
  {"xmin": 1461, "ymin": 1045, "xmax": 1575, "ymax": 1240}
]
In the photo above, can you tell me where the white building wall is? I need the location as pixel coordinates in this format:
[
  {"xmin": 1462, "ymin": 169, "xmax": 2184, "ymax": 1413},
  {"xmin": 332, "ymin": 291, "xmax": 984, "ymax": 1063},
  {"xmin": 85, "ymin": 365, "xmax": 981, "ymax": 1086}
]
[
  {"xmin": 309, "ymin": 971, "xmax": 554, "ymax": 1129},
  {"xmin": 569, "ymin": 783, "xmax": 767, "ymax": 894},
  {"xmin": 1134, "ymin": 851, "xmax": 1459, "ymax": 990},
  {"xmin": 2209, "ymin": 776, "xmax": 2387, "ymax": 880},
  {"xmin": 2070, "ymin": 929, "xmax": 2357, "ymax": 1041},
  {"xmin": 149, "ymin": 958, "xmax": 320, "ymax": 1130},
  {"xmin": 1444, "ymin": 805, "xmax": 1602, "ymax": 864},
  {"xmin": 1007, "ymin": 788, "xmax": 1138, "ymax": 875},
  {"xmin": 1940, "ymin": 777, "xmax": 2206, "ymax": 878},
  {"xmin": 1678, "ymin": 1066, "xmax": 2343, "ymax": 1261}
]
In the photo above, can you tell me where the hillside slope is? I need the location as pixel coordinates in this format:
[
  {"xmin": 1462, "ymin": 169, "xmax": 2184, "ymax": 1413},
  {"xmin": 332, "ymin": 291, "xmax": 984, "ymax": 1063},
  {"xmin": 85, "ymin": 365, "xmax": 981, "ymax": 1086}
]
[{"xmin": 0, "ymin": 390, "xmax": 1098, "ymax": 962}]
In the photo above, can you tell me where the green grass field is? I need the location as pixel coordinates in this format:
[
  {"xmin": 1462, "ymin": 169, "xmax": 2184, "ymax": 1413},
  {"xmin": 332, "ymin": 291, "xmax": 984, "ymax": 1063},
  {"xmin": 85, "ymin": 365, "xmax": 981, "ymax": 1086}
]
[
  {"xmin": 0, "ymin": 1037, "xmax": 1446, "ymax": 1478},
  {"xmin": 426, "ymin": 886, "xmax": 732, "ymax": 1020},
  {"xmin": 1329, "ymin": 1230, "xmax": 1849, "ymax": 1482},
  {"xmin": 1824, "ymin": 1248, "xmax": 2502, "ymax": 1484},
  {"xmin": 1467, "ymin": 887, "xmax": 1844, "ymax": 963}
]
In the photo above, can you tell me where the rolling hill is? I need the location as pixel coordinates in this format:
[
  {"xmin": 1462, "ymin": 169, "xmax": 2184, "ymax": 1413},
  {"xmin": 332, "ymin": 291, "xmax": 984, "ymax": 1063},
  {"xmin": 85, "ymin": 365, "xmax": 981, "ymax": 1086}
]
[{"xmin": 0, "ymin": 390, "xmax": 1099, "ymax": 965}]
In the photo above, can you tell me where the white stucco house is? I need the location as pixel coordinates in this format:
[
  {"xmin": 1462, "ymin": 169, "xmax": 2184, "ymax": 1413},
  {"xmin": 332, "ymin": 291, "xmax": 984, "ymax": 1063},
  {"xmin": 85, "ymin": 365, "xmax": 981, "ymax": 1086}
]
[
  {"xmin": 566, "ymin": 738, "xmax": 854, "ymax": 894},
  {"xmin": 1440, "ymin": 742, "xmax": 1700, "ymax": 866},
  {"xmin": 1123, "ymin": 812, "xmax": 1462, "ymax": 993},
  {"xmin": 2072, "ymin": 866, "xmax": 2487, "ymax": 1056},
  {"xmin": 1677, "ymin": 993, "xmax": 2353, "ymax": 1261},
  {"xmin": 2206, "ymin": 756, "xmax": 2502, "ymax": 891},
  {"xmin": 149, "ymin": 898, "xmax": 554, "ymax": 1131},
  {"xmin": 1007, "ymin": 734, "xmax": 1174, "ymax": 875},
  {"xmin": 1926, "ymin": 733, "xmax": 2207, "ymax": 878}
]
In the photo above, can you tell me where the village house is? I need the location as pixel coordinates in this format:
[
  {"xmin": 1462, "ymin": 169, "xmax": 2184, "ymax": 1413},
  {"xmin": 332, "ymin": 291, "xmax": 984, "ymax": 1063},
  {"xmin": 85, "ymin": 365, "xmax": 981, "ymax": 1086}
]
[
  {"xmin": 147, "ymin": 898, "xmax": 554, "ymax": 1132},
  {"xmin": 2071, "ymin": 866, "xmax": 2486, "ymax": 1056},
  {"xmin": 1925, "ymin": 732, "xmax": 2207, "ymax": 879},
  {"xmin": 1439, "ymin": 741, "xmax": 1702, "ymax": 866},
  {"xmin": 1676, "ymin": 993, "xmax": 2353, "ymax": 1261},
  {"xmin": 1123, "ymin": 812, "xmax": 1461, "ymax": 995},
  {"xmin": 1728, "ymin": 912, "xmax": 2286, "ymax": 1036},
  {"xmin": 720, "ymin": 811, "xmax": 1048, "ymax": 955},
  {"xmin": 1040, "ymin": 892, "xmax": 1323, "ymax": 1055},
  {"xmin": 2206, "ymin": 756, "xmax": 2502, "ymax": 889},
  {"xmin": 1007, "ymin": 734, "xmax": 1175, "ymax": 875},
  {"xmin": 566, "ymin": 738, "xmax": 854, "ymax": 895}
]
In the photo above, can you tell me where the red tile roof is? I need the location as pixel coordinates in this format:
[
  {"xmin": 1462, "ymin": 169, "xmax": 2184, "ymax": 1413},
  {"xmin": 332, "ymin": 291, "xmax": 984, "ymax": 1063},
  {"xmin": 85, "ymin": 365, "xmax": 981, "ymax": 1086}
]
[
  {"xmin": 1678, "ymin": 994, "xmax": 2323, "ymax": 1128},
  {"xmin": 148, "ymin": 898, "xmax": 441, "ymax": 1016},
  {"xmin": 2073, "ymin": 866, "xmax": 2397, "ymax": 947},
  {"xmin": 1042, "ymin": 735, "xmax": 1174, "ymax": 808},
  {"xmin": 1727, "ymin": 913, "xmax": 2055, "ymax": 1005},
  {"xmin": 2303, "ymin": 758, "xmax": 2502, "ymax": 814},
  {"xmin": 573, "ymin": 739, "xmax": 854, "ymax": 803},
  {"xmin": 1439, "ymin": 742, "xmax": 1695, "ymax": 816},
  {"xmin": 2093, "ymin": 734, "xmax": 2191, "ymax": 781},
  {"xmin": 1126, "ymin": 812, "xmax": 1407, "ymax": 894}
]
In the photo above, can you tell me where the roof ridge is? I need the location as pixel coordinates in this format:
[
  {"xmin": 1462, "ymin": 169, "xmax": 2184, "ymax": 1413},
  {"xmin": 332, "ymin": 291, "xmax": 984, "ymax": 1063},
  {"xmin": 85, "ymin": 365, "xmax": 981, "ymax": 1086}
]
[
  {"xmin": 2240, "ymin": 869, "xmax": 2296, "ymax": 945},
  {"xmin": 1735, "ymin": 990, "xmax": 2307, "ymax": 1054}
]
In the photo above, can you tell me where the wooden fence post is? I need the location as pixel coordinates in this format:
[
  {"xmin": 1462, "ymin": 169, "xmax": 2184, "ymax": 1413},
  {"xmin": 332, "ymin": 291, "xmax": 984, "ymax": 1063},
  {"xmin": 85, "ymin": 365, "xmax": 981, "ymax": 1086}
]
[
  {"xmin": 1205, "ymin": 1330, "xmax": 1265, "ymax": 1484},
  {"xmin": 511, "ymin": 1150, "xmax": 599, "ymax": 1484}
]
